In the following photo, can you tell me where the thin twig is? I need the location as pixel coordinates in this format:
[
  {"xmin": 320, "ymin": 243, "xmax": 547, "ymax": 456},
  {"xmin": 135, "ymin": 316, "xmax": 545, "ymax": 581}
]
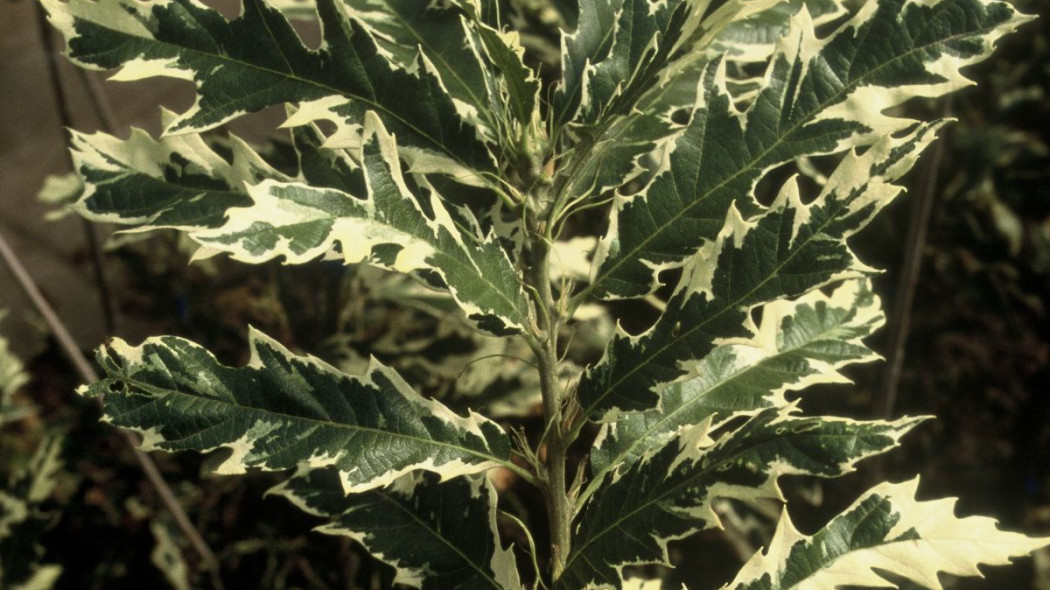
[
  {"xmin": 0, "ymin": 228, "xmax": 226, "ymax": 590},
  {"xmin": 33, "ymin": 3, "xmax": 120, "ymax": 335},
  {"xmin": 879, "ymin": 98, "xmax": 954, "ymax": 421}
]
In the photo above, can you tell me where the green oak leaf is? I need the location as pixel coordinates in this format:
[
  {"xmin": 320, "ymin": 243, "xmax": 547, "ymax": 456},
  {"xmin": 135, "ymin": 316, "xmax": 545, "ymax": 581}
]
[
  {"xmin": 82, "ymin": 327, "xmax": 514, "ymax": 493},
  {"xmin": 44, "ymin": 0, "xmax": 496, "ymax": 183},
  {"xmin": 723, "ymin": 478, "xmax": 1050, "ymax": 590},
  {"xmin": 273, "ymin": 468, "xmax": 523, "ymax": 590},
  {"xmin": 557, "ymin": 408, "xmax": 923, "ymax": 589},
  {"xmin": 578, "ymin": 120, "xmax": 942, "ymax": 419}
]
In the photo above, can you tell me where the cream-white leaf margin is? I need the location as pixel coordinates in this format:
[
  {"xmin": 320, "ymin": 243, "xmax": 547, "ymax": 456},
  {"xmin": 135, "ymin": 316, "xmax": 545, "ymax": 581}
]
[{"xmin": 723, "ymin": 478, "xmax": 1050, "ymax": 590}]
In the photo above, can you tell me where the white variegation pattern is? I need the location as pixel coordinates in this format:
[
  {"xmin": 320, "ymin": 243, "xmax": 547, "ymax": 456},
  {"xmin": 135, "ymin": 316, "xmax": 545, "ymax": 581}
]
[
  {"xmin": 45, "ymin": 0, "xmax": 497, "ymax": 185},
  {"xmin": 590, "ymin": 0, "xmax": 1033, "ymax": 300},
  {"xmin": 577, "ymin": 121, "xmax": 944, "ymax": 420},
  {"xmin": 192, "ymin": 113, "xmax": 530, "ymax": 335},
  {"xmin": 85, "ymin": 327, "xmax": 515, "ymax": 494},
  {"xmin": 68, "ymin": 111, "xmax": 288, "ymax": 231},
  {"xmin": 586, "ymin": 279, "xmax": 885, "ymax": 489},
  {"xmin": 723, "ymin": 478, "xmax": 1050, "ymax": 590},
  {"xmin": 273, "ymin": 468, "xmax": 523, "ymax": 590},
  {"xmin": 41, "ymin": 0, "xmax": 1044, "ymax": 588},
  {"xmin": 557, "ymin": 408, "xmax": 925, "ymax": 590}
]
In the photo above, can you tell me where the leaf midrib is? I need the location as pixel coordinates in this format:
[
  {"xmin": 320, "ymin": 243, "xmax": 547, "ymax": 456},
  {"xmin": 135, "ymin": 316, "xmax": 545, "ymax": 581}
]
[
  {"xmin": 369, "ymin": 486, "xmax": 506, "ymax": 590},
  {"xmin": 580, "ymin": 168, "xmax": 865, "ymax": 420},
  {"xmin": 76, "ymin": 4, "xmax": 491, "ymax": 181},
  {"xmin": 586, "ymin": 13, "xmax": 997, "ymax": 298},
  {"xmin": 590, "ymin": 313, "xmax": 868, "ymax": 486},
  {"xmin": 196, "ymin": 187, "xmax": 527, "ymax": 329},
  {"xmin": 114, "ymin": 375, "xmax": 515, "ymax": 475},
  {"xmin": 562, "ymin": 424, "xmax": 892, "ymax": 586}
]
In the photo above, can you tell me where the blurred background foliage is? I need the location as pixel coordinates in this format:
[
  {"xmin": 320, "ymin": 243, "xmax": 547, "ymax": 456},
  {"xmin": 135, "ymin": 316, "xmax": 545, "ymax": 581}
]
[{"xmin": 1, "ymin": 0, "xmax": 1048, "ymax": 588}]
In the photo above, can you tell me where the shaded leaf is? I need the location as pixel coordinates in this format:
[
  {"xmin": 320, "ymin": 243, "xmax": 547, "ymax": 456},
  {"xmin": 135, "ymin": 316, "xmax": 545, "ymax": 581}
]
[
  {"xmin": 558, "ymin": 408, "xmax": 922, "ymax": 589},
  {"xmin": 273, "ymin": 468, "xmax": 522, "ymax": 590}
]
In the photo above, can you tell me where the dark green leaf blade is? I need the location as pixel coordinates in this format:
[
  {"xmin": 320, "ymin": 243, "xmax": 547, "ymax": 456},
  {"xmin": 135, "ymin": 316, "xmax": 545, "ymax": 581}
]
[
  {"xmin": 273, "ymin": 469, "xmax": 523, "ymax": 590},
  {"xmin": 45, "ymin": 0, "xmax": 495, "ymax": 182},
  {"xmin": 191, "ymin": 113, "xmax": 531, "ymax": 335},
  {"xmin": 588, "ymin": 279, "xmax": 883, "ymax": 481},
  {"xmin": 557, "ymin": 409, "xmax": 922, "ymax": 590},
  {"xmin": 723, "ymin": 478, "xmax": 1050, "ymax": 589},
  {"xmin": 590, "ymin": 0, "xmax": 1030, "ymax": 299},
  {"xmin": 83, "ymin": 328, "xmax": 514, "ymax": 493},
  {"xmin": 578, "ymin": 121, "xmax": 942, "ymax": 419}
]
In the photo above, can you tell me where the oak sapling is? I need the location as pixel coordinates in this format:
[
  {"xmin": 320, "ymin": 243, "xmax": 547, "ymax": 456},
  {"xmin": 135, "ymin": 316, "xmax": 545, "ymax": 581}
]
[{"xmin": 44, "ymin": 0, "xmax": 1048, "ymax": 588}]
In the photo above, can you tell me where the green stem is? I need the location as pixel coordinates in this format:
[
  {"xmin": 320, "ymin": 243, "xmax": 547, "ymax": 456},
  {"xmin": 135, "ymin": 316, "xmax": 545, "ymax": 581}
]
[{"xmin": 525, "ymin": 209, "xmax": 573, "ymax": 582}]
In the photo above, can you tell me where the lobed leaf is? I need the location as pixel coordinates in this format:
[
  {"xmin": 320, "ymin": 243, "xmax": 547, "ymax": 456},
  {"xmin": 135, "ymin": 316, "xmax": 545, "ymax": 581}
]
[
  {"xmin": 578, "ymin": 121, "xmax": 942, "ymax": 419},
  {"xmin": 82, "ymin": 327, "xmax": 514, "ymax": 493},
  {"xmin": 273, "ymin": 468, "xmax": 523, "ymax": 590},
  {"xmin": 557, "ymin": 408, "xmax": 923, "ymax": 590},
  {"xmin": 711, "ymin": 0, "xmax": 847, "ymax": 64},
  {"xmin": 190, "ymin": 113, "xmax": 530, "ymax": 335},
  {"xmin": 723, "ymin": 478, "xmax": 1050, "ymax": 590},
  {"xmin": 67, "ymin": 115, "xmax": 287, "ymax": 232},
  {"xmin": 588, "ymin": 279, "xmax": 883, "ymax": 481},
  {"xmin": 44, "ymin": 0, "xmax": 496, "ymax": 183},
  {"xmin": 551, "ymin": 0, "xmax": 780, "ymax": 211},
  {"xmin": 590, "ymin": 0, "xmax": 1031, "ymax": 299}
]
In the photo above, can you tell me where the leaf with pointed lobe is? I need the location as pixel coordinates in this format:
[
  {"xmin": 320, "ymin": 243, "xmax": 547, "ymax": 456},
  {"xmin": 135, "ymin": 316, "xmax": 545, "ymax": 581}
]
[
  {"xmin": 723, "ymin": 478, "xmax": 1050, "ymax": 590},
  {"xmin": 44, "ymin": 0, "xmax": 495, "ymax": 183},
  {"xmin": 589, "ymin": 278, "xmax": 883, "ymax": 478},
  {"xmin": 273, "ymin": 468, "xmax": 523, "ymax": 590},
  {"xmin": 578, "ymin": 121, "xmax": 943, "ymax": 420},
  {"xmin": 67, "ymin": 120, "xmax": 286, "ymax": 233},
  {"xmin": 557, "ymin": 408, "xmax": 924, "ymax": 590},
  {"xmin": 590, "ymin": 0, "xmax": 1032, "ymax": 299},
  {"xmin": 189, "ymin": 113, "xmax": 530, "ymax": 335},
  {"xmin": 81, "ymin": 327, "xmax": 514, "ymax": 494}
]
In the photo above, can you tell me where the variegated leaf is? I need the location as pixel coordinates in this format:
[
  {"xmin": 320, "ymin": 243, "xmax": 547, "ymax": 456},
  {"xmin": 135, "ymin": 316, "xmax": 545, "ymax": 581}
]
[
  {"xmin": 711, "ymin": 0, "xmax": 847, "ymax": 63},
  {"xmin": 191, "ymin": 112, "xmax": 530, "ymax": 335},
  {"xmin": 588, "ymin": 279, "xmax": 883, "ymax": 482},
  {"xmin": 723, "ymin": 478, "xmax": 1050, "ymax": 590},
  {"xmin": 82, "ymin": 327, "xmax": 514, "ymax": 493},
  {"xmin": 68, "ymin": 114, "xmax": 287, "ymax": 232},
  {"xmin": 554, "ymin": 0, "xmax": 688, "ymax": 127},
  {"xmin": 578, "ymin": 121, "xmax": 941, "ymax": 419},
  {"xmin": 553, "ymin": 0, "xmax": 775, "ymax": 128},
  {"xmin": 273, "ymin": 468, "xmax": 523, "ymax": 590},
  {"xmin": 550, "ymin": 0, "xmax": 776, "ymax": 207},
  {"xmin": 0, "ymin": 436, "xmax": 65, "ymax": 590},
  {"xmin": 346, "ymin": 0, "xmax": 539, "ymax": 135},
  {"xmin": 44, "ymin": 0, "xmax": 496, "ymax": 183},
  {"xmin": 590, "ymin": 0, "xmax": 1031, "ymax": 299},
  {"xmin": 557, "ymin": 408, "xmax": 923, "ymax": 590}
]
